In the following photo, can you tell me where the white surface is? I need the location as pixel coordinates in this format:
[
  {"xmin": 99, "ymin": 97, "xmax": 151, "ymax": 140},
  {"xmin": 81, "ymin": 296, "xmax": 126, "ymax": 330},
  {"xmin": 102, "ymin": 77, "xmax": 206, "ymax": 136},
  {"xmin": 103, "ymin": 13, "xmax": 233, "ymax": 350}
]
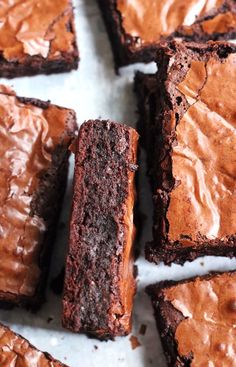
[{"xmin": 0, "ymin": 1, "xmax": 236, "ymax": 366}]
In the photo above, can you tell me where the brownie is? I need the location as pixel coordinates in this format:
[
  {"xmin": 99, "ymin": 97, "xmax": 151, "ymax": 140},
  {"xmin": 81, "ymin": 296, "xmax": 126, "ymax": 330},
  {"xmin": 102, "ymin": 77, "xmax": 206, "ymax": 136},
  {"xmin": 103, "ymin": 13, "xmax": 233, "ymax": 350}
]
[
  {"xmin": 0, "ymin": 0, "xmax": 79, "ymax": 78},
  {"xmin": 0, "ymin": 85, "xmax": 77, "ymax": 307},
  {"xmin": 0, "ymin": 323, "xmax": 67, "ymax": 366},
  {"xmin": 97, "ymin": 0, "xmax": 236, "ymax": 68},
  {"xmin": 62, "ymin": 120, "xmax": 139, "ymax": 339},
  {"xmin": 134, "ymin": 41, "xmax": 236, "ymax": 265},
  {"xmin": 146, "ymin": 271, "xmax": 236, "ymax": 366}
]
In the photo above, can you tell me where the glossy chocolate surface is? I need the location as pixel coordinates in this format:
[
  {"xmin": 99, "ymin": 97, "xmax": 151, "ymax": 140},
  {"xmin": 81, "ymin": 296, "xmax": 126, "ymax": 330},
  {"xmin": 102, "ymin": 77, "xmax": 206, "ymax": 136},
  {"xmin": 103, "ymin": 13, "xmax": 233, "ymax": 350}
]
[
  {"xmin": 116, "ymin": 0, "xmax": 225, "ymax": 45},
  {"xmin": 0, "ymin": 0, "xmax": 75, "ymax": 61},
  {"xmin": 167, "ymin": 54, "xmax": 236, "ymax": 244},
  {"xmin": 0, "ymin": 323, "xmax": 65, "ymax": 366},
  {"xmin": 164, "ymin": 272, "xmax": 236, "ymax": 366},
  {"xmin": 0, "ymin": 85, "xmax": 74, "ymax": 299}
]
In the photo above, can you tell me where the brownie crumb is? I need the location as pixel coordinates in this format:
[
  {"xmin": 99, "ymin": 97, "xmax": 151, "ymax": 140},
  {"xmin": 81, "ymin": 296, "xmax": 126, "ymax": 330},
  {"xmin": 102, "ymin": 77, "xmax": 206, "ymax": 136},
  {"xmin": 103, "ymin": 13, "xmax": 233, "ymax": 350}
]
[
  {"xmin": 129, "ymin": 335, "xmax": 141, "ymax": 350},
  {"xmin": 139, "ymin": 324, "xmax": 147, "ymax": 335}
]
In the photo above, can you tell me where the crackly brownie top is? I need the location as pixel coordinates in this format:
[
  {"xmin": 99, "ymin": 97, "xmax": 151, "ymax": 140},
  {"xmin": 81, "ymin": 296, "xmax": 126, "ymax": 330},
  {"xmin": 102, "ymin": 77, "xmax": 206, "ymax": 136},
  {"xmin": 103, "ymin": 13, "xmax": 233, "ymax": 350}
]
[
  {"xmin": 116, "ymin": 0, "xmax": 233, "ymax": 46},
  {"xmin": 0, "ymin": 0, "xmax": 76, "ymax": 62},
  {"xmin": 166, "ymin": 49, "xmax": 236, "ymax": 244},
  {"xmin": 162, "ymin": 272, "xmax": 236, "ymax": 366},
  {"xmin": 0, "ymin": 85, "xmax": 76, "ymax": 298},
  {"xmin": 0, "ymin": 323, "xmax": 65, "ymax": 366}
]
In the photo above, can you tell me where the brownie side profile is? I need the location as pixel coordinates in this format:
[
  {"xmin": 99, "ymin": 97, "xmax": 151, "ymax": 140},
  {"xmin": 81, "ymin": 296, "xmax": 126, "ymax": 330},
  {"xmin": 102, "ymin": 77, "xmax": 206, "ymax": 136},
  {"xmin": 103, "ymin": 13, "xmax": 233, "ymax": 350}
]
[
  {"xmin": 97, "ymin": 0, "xmax": 236, "ymax": 68},
  {"xmin": 134, "ymin": 41, "xmax": 236, "ymax": 265},
  {"xmin": 0, "ymin": 0, "xmax": 79, "ymax": 78},
  {"xmin": 146, "ymin": 271, "xmax": 236, "ymax": 366},
  {"xmin": 0, "ymin": 323, "xmax": 67, "ymax": 366},
  {"xmin": 0, "ymin": 85, "xmax": 77, "ymax": 307},
  {"xmin": 62, "ymin": 120, "xmax": 139, "ymax": 339}
]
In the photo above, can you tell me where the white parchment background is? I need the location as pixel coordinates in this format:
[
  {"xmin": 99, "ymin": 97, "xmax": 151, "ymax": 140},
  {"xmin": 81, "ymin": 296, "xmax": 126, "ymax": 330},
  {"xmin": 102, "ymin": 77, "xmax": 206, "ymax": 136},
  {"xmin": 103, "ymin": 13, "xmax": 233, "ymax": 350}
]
[{"xmin": 0, "ymin": 1, "xmax": 236, "ymax": 366}]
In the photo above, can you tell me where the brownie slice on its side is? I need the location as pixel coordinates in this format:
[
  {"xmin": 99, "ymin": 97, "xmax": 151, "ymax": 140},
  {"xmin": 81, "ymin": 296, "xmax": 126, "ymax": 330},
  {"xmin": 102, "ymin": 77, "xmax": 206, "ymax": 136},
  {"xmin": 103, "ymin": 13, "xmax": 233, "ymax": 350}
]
[
  {"xmin": 0, "ymin": 85, "xmax": 77, "ymax": 308},
  {"xmin": 134, "ymin": 41, "xmax": 236, "ymax": 265},
  {"xmin": 97, "ymin": 0, "xmax": 236, "ymax": 68},
  {"xmin": 0, "ymin": 0, "xmax": 79, "ymax": 78},
  {"xmin": 62, "ymin": 120, "xmax": 139, "ymax": 339},
  {"xmin": 0, "ymin": 323, "xmax": 68, "ymax": 366},
  {"xmin": 146, "ymin": 271, "xmax": 236, "ymax": 366}
]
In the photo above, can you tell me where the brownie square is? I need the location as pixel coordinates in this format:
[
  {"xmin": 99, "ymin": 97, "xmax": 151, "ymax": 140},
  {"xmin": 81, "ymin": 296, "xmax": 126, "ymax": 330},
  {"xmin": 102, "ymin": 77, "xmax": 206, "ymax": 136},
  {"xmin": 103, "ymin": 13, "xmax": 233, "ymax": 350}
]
[
  {"xmin": 134, "ymin": 41, "xmax": 236, "ymax": 265},
  {"xmin": 0, "ymin": 85, "xmax": 77, "ymax": 307},
  {"xmin": 146, "ymin": 271, "xmax": 236, "ymax": 366},
  {"xmin": 62, "ymin": 120, "xmax": 139, "ymax": 339},
  {"xmin": 97, "ymin": 0, "xmax": 236, "ymax": 68},
  {"xmin": 0, "ymin": 0, "xmax": 79, "ymax": 78},
  {"xmin": 0, "ymin": 323, "xmax": 67, "ymax": 366}
]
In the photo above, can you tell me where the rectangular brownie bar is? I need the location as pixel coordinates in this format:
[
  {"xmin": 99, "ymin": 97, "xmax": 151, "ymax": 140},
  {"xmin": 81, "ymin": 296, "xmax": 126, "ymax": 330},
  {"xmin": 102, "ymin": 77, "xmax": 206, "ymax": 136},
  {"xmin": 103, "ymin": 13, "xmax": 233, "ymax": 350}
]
[
  {"xmin": 97, "ymin": 0, "xmax": 236, "ymax": 68},
  {"xmin": 0, "ymin": 323, "xmax": 67, "ymax": 366},
  {"xmin": 0, "ymin": 0, "xmax": 79, "ymax": 78},
  {"xmin": 134, "ymin": 41, "xmax": 236, "ymax": 265},
  {"xmin": 146, "ymin": 271, "xmax": 236, "ymax": 366},
  {"xmin": 0, "ymin": 85, "xmax": 77, "ymax": 307},
  {"xmin": 62, "ymin": 120, "xmax": 139, "ymax": 339}
]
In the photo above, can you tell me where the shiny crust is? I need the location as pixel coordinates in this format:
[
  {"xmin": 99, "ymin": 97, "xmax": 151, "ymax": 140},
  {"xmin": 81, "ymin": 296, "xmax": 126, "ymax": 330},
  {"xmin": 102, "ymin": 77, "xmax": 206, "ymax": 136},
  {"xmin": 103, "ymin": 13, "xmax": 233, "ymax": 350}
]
[
  {"xmin": 0, "ymin": 0, "xmax": 79, "ymax": 78},
  {"xmin": 134, "ymin": 41, "xmax": 236, "ymax": 265},
  {"xmin": 0, "ymin": 323, "xmax": 67, "ymax": 366},
  {"xmin": 62, "ymin": 120, "xmax": 138, "ymax": 339},
  {"xmin": 146, "ymin": 270, "xmax": 236, "ymax": 366},
  {"xmin": 97, "ymin": 0, "xmax": 160, "ymax": 68},
  {"xmin": 97, "ymin": 0, "xmax": 236, "ymax": 68},
  {"xmin": 0, "ymin": 86, "xmax": 77, "ymax": 307}
]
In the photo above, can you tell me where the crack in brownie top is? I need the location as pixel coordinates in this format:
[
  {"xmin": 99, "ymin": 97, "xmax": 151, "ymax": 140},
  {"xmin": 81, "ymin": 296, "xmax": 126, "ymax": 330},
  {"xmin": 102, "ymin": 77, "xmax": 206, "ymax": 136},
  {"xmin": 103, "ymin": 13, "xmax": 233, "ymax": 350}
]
[
  {"xmin": 0, "ymin": 85, "xmax": 74, "ymax": 298},
  {"xmin": 0, "ymin": 323, "xmax": 65, "ymax": 366},
  {"xmin": 163, "ymin": 272, "xmax": 236, "ymax": 366},
  {"xmin": 0, "ymin": 0, "xmax": 75, "ymax": 61},
  {"xmin": 166, "ymin": 52, "xmax": 236, "ymax": 244},
  {"xmin": 116, "ymin": 0, "xmax": 229, "ymax": 46}
]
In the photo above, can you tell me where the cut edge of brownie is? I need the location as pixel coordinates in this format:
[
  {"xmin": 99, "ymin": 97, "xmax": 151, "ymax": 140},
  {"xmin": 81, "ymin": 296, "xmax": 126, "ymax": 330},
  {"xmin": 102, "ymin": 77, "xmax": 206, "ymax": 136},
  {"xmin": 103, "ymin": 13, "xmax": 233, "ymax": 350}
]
[
  {"xmin": 62, "ymin": 119, "xmax": 139, "ymax": 339},
  {"xmin": 146, "ymin": 270, "xmax": 236, "ymax": 366},
  {"xmin": 134, "ymin": 41, "xmax": 236, "ymax": 265},
  {"xmin": 97, "ymin": 0, "xmax": 236, "ymax": 68},
  {"xmin": 0, "ymin": 322, "xmax": 68, "ymax": 366},
  {"xmin": 0, "ymin": 93, "xmax": 77, "ymax": 309}
]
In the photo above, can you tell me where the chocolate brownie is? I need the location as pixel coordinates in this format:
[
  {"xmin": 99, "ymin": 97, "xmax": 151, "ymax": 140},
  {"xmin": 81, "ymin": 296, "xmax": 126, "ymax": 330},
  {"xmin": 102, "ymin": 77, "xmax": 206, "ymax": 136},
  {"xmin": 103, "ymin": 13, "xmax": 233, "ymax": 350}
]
[
  {"xmin": 0, "ymin": 85, "xmax": 77, "ymax": 307},
  {"xmin": 134, "ymin": 41, "xmax": 236, "ymax": 265},
  {"xmin": 0, "ymin": 0, "xmax": 79, "ymax": 78},
  {"xmin": 62, "ymin": 120, "xmax": 139, "ymax": 339},
  {"xmin": 146, "ymin": 271, "xmax": 236, "ymax": 366},
  {"xmin": 97, "ymin": 0, "xmax": 236, "ymax": 68},
  {"xmin": 0, "ymin": 323, "xmax": 67, "ymax": 366}
]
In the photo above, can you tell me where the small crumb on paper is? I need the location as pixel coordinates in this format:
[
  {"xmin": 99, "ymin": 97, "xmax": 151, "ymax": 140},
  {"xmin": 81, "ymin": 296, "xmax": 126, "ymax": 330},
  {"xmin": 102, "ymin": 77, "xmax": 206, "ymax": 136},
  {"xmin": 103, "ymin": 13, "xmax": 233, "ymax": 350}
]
[
  {"xmin": 129, "ymin": 335, "xmax": 141, "ymax": 350},
  {"xmin": 47, "ymin": 317, "xmax": 53, "ymax": 323},
  {"xmin": 139, "ymin": 324, "xmax": 147, "ymax": 335}
]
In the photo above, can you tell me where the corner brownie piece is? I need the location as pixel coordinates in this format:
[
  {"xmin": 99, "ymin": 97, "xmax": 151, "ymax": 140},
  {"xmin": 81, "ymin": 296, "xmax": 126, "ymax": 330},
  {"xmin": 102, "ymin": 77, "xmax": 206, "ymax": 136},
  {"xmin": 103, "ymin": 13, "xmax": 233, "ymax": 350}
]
[
  {"xmin": 62, "ymin": 120, "xmax": 139, "ymax": 339},
  {"xmin": 0, "ymin": 0, "xmax": 79, "ymax": 78},
  {"xmin": 0, "ymin": 85, "xmax": 77, "ymax": 307},
  {"xmin": 146, "ymin": 271, "xmax": 236, "ymax": 366},
  {"xmin": 97, "ymin": 0, "xmax": 236, "ymax": 68},
  {"xmin": 0, "ymin": 323, "xmax": 67, "ymax": 366},
  {"xmin": 134, "ymin": 41, "xmax": 236, "ymax": 264}
]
